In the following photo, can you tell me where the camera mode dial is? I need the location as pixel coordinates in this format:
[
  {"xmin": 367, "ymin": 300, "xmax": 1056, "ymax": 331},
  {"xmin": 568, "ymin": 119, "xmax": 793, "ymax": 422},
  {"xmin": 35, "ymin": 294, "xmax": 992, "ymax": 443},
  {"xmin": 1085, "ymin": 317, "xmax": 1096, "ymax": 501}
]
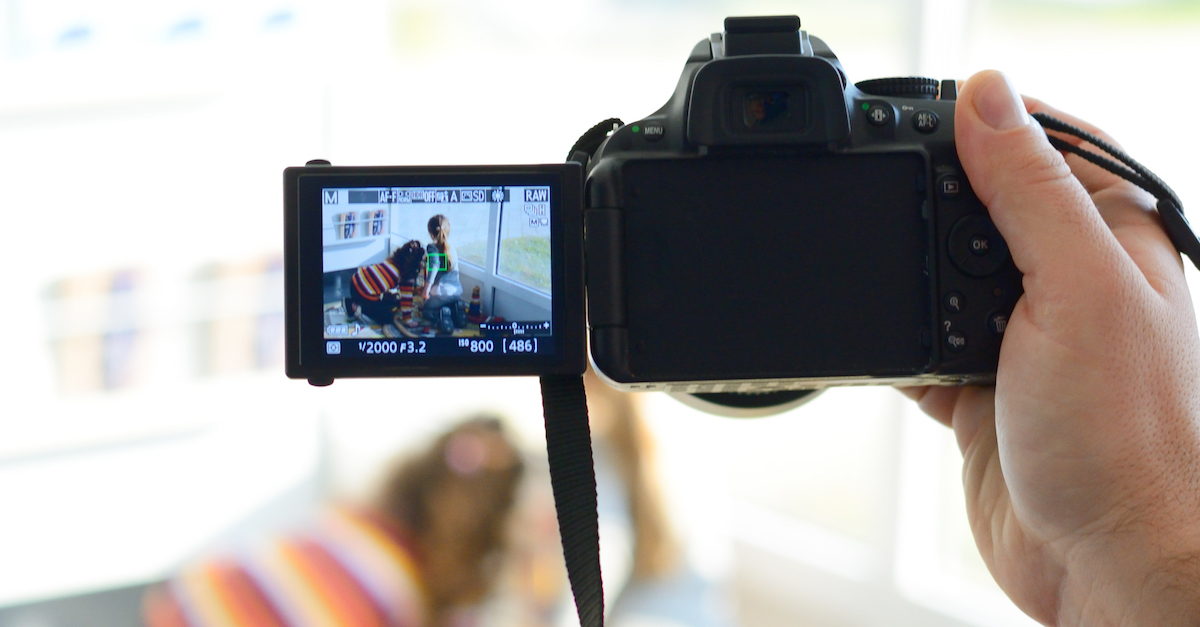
[{"xmin": 856, "ymin": 77, "xmax": 939, "ymax": 100}]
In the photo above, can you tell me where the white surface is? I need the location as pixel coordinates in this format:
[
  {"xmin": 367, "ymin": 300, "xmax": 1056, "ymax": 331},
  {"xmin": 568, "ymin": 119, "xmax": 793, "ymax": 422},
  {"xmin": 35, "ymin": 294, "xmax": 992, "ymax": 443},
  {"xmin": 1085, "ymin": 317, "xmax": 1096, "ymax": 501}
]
[{"xmin": 0, "ymin": 377, "xmax": 323, "ymax": 606}]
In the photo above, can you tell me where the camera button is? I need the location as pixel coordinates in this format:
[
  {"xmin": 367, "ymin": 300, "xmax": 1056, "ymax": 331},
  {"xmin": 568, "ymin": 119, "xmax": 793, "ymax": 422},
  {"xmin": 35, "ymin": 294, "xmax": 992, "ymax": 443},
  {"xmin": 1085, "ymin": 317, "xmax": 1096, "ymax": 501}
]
[
  {"xmin": 969, "ymin": 234, "xmax": 993, "ymax": 256},
  {"xmin": 939, "ymin": 79, "xmax": 958, "ymax": 101},
  {"xmin": 987, "ymin": 311, "xmax": 1010, "ymax": 335},
  {"xmin": 864, "ymin": 102, "xmax": 894, "ymax": 127},
  {"xmin": 948, "ymin": 214, "xmax": 1010, "ymax": 277},
  {"xmin": 913, "ymin": 110, "xmax": 939, "ymax": 133},
  {"xmin": 946, "ymin": 331, "xmax": 968, "ymax": 353},
  {"xmin": 640, "ymin": 122, "xmax": 666, "ymax": 142},
  {"xmin": 938, "ymin": 175, "xmax": 963, "ymax": 199},
  {"xmin": 944, "ymin": 291, "xmax": 966, "ymax": 313}
]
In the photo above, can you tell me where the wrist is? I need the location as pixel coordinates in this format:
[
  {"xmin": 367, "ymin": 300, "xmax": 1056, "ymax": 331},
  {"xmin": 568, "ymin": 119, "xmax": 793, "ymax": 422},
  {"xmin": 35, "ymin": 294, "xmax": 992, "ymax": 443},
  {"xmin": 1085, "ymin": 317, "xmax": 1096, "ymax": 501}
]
[{"xmin": 1060, "ymin": 537, "xmax": 1200, "ymax": 626}]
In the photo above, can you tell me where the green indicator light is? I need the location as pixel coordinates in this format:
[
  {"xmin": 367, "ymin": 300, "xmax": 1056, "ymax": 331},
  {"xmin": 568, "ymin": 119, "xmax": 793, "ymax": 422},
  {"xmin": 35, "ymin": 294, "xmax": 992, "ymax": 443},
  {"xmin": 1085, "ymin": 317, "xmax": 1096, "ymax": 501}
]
[
  {"xmin": 632, "ymin": 125, "xmax": 641, "ymax": 133},
  {"xmin": 861, "ymin": 102, "xmax": 870, "ymax": 111}
]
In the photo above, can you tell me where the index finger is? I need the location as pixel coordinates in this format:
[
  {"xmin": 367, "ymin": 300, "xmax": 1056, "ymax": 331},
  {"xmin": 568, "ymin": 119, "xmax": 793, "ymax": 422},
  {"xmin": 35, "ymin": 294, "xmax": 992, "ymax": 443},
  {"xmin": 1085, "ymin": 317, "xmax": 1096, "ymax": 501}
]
[{"xmin": 899, "ymin": 385, "xmax": 956, "ymax": 429}]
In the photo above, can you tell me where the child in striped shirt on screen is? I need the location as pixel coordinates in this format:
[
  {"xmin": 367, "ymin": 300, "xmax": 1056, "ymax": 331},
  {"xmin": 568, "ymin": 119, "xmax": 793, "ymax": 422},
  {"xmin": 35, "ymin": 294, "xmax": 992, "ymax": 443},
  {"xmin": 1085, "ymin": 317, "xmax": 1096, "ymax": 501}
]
[{"xmin": 345, "ymin": 240, "xmax": 426, "ymax": 329}]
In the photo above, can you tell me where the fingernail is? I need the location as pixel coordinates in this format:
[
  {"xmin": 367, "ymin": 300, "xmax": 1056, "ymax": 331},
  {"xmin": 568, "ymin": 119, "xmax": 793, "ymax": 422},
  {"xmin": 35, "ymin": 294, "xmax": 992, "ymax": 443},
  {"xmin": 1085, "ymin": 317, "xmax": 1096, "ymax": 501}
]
[{"xmin": 972, "ymin": 71, "xmax": 1030, "ymax": 130}]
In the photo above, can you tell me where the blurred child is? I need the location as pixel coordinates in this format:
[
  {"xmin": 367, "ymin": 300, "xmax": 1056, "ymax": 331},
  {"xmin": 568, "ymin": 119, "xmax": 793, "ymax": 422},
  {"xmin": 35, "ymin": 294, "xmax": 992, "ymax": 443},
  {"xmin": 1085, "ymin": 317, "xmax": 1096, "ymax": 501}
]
[{"xmin": 143, "ymin": 417, "xmax": 524, "ymax": 627}]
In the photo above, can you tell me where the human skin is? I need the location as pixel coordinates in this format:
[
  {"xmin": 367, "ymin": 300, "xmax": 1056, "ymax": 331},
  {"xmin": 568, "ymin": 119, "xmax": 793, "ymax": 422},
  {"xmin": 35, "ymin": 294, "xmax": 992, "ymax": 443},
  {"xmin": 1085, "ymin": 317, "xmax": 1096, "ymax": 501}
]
[{"xmin": 902, "ymin": 70, "xmax": 1200, "ymax": 626}]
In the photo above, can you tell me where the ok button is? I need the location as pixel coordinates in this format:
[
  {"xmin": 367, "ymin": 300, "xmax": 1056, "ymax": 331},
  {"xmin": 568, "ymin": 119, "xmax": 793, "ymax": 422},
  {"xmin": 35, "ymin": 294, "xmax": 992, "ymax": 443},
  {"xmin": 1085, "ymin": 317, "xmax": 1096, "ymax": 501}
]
[
  {"xmin": 969, "ymin": 234, "xmax": 991, "ymax": 256},
  {"xmin": 948, "ymin": 214, "xmax": 1010, "ymax": 277}
]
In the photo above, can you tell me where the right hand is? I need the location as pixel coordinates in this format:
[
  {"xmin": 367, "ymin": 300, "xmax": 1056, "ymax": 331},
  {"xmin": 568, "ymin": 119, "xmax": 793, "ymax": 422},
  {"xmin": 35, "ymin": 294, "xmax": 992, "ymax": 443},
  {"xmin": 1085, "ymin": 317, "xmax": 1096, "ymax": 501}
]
[{"xmin": 903, "ymin": 70, "xmax": 1200, "ymax": 626}]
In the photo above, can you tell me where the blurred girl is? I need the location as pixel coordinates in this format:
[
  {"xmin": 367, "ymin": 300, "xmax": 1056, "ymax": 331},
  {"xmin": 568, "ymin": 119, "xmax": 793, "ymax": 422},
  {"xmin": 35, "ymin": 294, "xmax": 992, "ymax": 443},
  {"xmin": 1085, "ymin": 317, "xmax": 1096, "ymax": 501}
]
[{"xmin": 143, "ymin": 417, "xmax": 524, "ymax": 627}]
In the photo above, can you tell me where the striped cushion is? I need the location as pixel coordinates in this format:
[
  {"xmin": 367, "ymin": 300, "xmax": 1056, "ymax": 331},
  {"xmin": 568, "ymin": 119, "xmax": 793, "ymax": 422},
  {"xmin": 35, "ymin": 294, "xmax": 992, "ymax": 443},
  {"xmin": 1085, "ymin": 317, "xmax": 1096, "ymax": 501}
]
[{"xmin": 146, "ymin": 507, "xmax": 427, "ymax": 627}]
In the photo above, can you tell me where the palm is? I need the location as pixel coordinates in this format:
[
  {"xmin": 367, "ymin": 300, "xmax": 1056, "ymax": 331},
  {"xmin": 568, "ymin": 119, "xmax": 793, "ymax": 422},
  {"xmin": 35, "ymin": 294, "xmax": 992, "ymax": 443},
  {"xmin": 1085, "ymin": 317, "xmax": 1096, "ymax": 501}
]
[{"xmin": 912, "ymin": 383, "xmax": 1066, "ymax": 623}]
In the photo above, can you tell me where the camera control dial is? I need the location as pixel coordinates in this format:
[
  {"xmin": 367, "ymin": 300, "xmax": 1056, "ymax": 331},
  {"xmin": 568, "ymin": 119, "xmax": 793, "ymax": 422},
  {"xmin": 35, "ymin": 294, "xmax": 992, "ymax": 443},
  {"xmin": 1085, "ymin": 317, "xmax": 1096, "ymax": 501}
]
[{"xmin": 856, "ymin": 77, "xmax": 939, "ymax": 100}]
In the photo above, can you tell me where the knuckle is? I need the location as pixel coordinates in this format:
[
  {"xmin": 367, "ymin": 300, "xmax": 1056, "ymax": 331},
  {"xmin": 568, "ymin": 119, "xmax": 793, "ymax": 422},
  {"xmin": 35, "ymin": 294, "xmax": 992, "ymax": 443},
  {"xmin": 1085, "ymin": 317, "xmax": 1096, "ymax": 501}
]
[{"xmin": 1010, "ymin": 141, "xmax": 1076, "ymax": 191}]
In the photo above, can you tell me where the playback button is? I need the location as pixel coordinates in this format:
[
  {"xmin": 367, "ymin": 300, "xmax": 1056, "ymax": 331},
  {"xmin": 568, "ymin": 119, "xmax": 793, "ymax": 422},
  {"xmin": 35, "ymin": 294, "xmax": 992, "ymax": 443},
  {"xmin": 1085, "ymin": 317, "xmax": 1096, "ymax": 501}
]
[{"xmin": 938, "ymin": 174, "xmax": 963, "ymax": 200}]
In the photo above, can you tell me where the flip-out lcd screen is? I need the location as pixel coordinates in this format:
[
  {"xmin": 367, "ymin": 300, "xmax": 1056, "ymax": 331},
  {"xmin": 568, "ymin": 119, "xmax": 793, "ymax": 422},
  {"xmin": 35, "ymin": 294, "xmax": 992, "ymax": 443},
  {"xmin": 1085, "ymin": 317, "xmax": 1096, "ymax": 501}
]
[{"xmin": 285, "ymin": 165, "xmax": 584, "ymax": 381}]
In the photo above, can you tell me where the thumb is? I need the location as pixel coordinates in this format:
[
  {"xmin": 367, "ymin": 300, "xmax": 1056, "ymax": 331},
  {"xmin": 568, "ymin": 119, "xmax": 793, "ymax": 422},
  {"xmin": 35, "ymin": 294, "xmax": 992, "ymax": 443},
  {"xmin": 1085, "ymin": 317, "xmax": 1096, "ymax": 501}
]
[{"xmin": 956, "ymin": 70, "xmax": 1123, "ymax": 295}]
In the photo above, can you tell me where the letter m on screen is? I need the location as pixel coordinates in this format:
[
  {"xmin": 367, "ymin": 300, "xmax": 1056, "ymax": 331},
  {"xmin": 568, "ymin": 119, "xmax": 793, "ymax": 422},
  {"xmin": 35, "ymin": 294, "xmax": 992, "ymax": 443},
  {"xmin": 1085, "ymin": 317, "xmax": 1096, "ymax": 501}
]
[
  {"xmin": 524, "ymin": 188, "xmax": 548, "ymax": 202},
  {"xmin": 323, "ymin": 190, "xmax": 337, "ymax": 205}
]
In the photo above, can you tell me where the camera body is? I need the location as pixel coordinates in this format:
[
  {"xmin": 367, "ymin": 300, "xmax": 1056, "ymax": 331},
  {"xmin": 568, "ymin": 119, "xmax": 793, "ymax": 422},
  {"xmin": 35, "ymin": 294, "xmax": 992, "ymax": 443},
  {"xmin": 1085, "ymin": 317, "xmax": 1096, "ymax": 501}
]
[
  {"xmin": 582, "ymin": 16, "xmax": 1020, "ymax": 393},
  {"xmin": 283, "ymin": 16, "xmax": 1021, "ymax": 393}
]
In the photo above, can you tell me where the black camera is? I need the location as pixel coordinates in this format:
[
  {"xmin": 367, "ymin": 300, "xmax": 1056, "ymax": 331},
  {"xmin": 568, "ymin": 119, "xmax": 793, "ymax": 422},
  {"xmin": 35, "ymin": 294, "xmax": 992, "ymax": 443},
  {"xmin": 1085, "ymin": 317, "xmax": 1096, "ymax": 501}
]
[{"xmin": 284, "ymin": 16, "xmax": 1021, "ymax": 393}]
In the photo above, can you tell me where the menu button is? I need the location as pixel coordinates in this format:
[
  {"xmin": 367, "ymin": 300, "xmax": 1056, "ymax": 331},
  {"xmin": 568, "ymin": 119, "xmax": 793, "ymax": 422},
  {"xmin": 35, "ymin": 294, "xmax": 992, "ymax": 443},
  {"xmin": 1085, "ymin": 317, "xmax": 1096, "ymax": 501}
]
[{"xmin": 642, "ymin": 123, "xmax": 665, "ymax": 142}]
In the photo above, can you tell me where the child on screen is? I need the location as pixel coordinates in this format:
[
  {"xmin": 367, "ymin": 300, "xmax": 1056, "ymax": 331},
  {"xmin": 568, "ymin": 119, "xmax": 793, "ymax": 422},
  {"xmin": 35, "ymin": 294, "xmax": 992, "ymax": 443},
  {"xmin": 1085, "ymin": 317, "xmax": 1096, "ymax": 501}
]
[
  {"xmin": 421, "ymin": 215, "xmax": 464, "ymax": 323},
  {"xmin": 345, "ymin": 240, "xmax": 425, "ymax": 328}
]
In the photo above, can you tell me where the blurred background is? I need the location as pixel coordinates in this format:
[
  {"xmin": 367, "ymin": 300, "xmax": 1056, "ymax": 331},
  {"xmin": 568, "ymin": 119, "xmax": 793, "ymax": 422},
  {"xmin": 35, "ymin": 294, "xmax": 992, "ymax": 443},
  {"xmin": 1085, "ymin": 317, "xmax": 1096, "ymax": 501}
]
[{"xmin": 1, "ymin": 0, "xmax": 1198, "ymax": 625}]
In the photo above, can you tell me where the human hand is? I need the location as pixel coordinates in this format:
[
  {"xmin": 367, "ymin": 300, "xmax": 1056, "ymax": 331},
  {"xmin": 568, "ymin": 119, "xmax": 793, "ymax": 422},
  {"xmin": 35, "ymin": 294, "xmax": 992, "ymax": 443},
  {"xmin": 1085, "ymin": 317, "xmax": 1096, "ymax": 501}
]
[{"xmin": 903, "ymin": 70, "xmax": 1200, "ymax": 626}]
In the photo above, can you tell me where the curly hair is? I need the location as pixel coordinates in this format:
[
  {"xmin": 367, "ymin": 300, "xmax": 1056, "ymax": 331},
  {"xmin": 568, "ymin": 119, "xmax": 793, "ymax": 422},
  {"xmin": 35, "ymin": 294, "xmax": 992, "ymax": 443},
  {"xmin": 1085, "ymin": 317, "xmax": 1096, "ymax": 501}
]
[
  {"xmin": 388, "ymin": 239, "xmax": 426, "ymax": 283},
  {"xmin": 376, "ymin": 417, "xmax": 524, "ymax": 625}
]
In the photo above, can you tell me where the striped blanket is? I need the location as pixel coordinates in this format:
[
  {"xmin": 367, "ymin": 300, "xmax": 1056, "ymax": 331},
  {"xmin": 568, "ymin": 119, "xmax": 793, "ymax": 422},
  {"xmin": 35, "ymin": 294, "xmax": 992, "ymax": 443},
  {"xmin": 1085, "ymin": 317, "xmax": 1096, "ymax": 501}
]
[{"xmin": 144, "ymin": 507, "xmax": 428, "ymax": 627}]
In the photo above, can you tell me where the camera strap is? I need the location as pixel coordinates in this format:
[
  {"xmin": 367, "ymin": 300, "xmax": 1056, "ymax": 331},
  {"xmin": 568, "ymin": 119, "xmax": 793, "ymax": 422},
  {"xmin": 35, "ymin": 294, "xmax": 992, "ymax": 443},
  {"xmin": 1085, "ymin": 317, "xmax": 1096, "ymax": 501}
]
[
  {"xmin": 540, "ymin": 375, "xmax": 604, "ymax": 627},
  {"xmin": 1033, "ymin": 112, "xmax": 1200, "ymax": 270}
]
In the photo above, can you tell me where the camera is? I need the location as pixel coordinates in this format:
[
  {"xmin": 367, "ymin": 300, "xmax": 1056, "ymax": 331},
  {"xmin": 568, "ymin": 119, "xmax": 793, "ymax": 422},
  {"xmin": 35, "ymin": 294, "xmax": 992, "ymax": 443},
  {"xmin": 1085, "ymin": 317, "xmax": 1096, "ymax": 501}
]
[{"xmin": 284, "ymin": 16, "xmax": 1021, "ymax": 394}]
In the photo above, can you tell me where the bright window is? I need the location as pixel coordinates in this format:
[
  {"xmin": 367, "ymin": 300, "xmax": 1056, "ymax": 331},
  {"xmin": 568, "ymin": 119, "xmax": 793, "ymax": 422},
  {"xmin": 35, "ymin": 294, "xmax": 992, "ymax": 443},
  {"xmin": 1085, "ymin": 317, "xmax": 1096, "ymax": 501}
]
[{"xmin": 497, "ymin": 201, "xmax": 552, "ymax": 294}]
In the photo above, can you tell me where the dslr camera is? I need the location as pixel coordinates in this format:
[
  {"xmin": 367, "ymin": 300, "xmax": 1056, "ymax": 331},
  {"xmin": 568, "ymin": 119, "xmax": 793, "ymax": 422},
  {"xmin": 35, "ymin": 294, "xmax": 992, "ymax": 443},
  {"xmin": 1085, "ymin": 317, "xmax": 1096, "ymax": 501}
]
[{"xmin": 284, "ymin": 16, "xmax": 1021, "ymax": 400}]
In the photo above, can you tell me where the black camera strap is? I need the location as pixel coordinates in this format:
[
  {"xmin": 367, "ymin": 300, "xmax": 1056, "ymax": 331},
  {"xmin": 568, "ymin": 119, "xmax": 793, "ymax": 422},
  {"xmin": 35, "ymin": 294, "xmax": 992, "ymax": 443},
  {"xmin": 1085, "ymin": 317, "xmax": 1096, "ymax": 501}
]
[
  {"xmin": 540, "ymin": 375, "xmax": 604, "ymax": 627},
  {"xmin": 533, "ymin": 118, "xmax": 629, "ymax": 627},
  {"xmin": 1033, "ymin": 112, "xmax": 1200, "ymax": 270}
]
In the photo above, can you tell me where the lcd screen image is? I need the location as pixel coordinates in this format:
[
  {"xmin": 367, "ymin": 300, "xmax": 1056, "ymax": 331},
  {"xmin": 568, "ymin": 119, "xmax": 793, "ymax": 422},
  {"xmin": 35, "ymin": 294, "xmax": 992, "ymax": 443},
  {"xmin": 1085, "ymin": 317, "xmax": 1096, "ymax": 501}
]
[{"xmin": 320, "ymin": 185, "xmax": 553, "ymax": 356}]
